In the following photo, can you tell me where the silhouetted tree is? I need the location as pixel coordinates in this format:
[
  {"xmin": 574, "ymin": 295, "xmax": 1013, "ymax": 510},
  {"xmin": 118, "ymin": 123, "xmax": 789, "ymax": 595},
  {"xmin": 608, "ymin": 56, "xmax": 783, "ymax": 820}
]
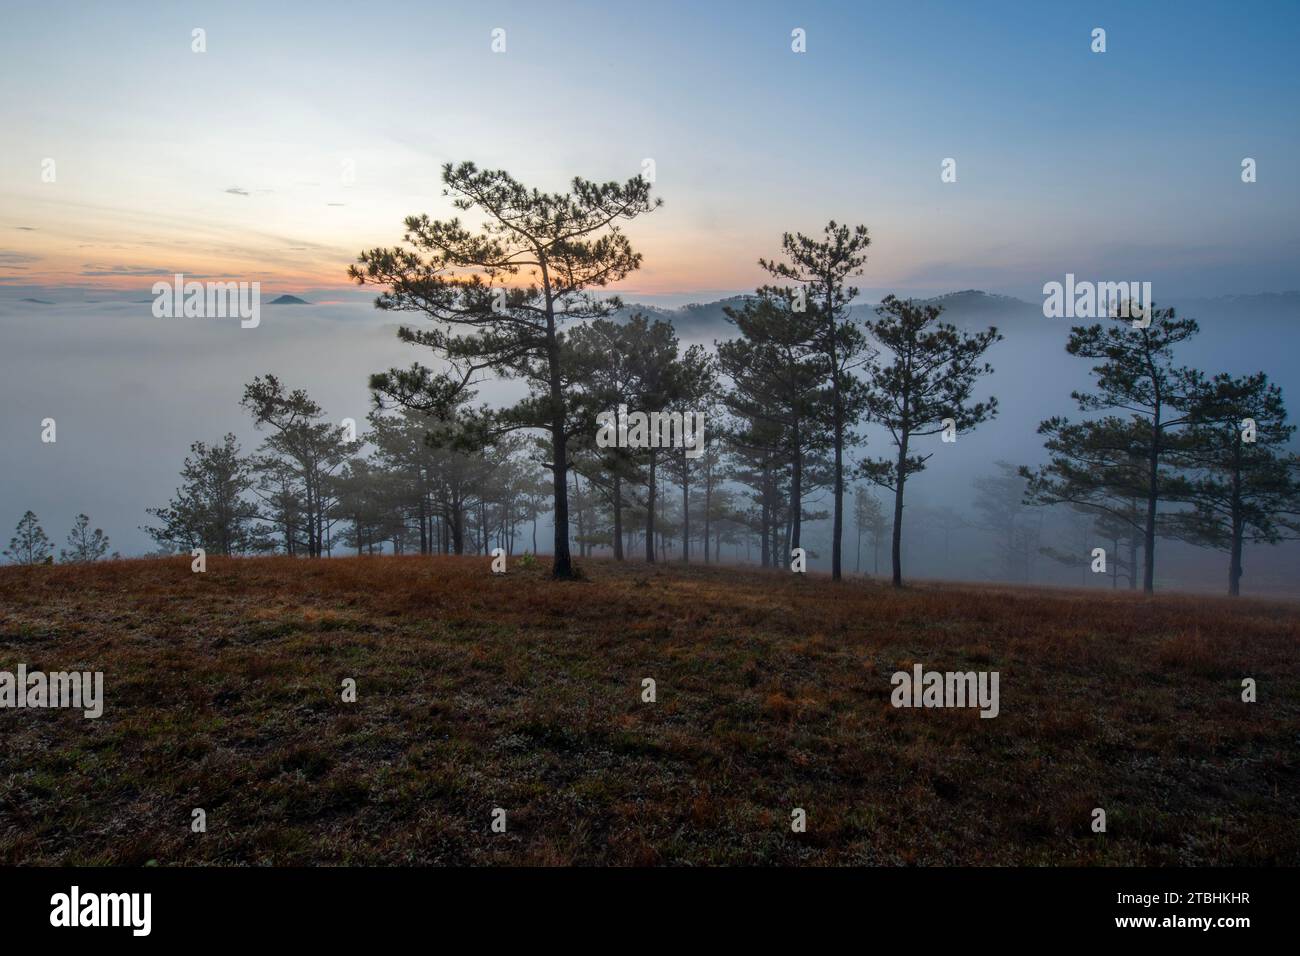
[
  {"xmin": 566, "ymin": 315, "xmax": 660, "ymax": 561},
  {"xmin": 61, "ymin": 513, "xmax": 110, "ymax": 563},
  {"xmin": 144, "ymin": 434, "xmax": 265, "ymax": 555},
  {"xmin": 241, "ymin": 375, "xmax": 359, "ymax": 557},
  {"xmin": 351, "ymin": 161, "xmax": 658, "ymax": 579},
  {"xmin": 722, "ymin": 411, "xmax": 788, "ymax": 568},
  {"xmin": 1031, "ymin": 306, "xmax": 1199, "ymax": 592},
  {"xmin": 1021, "ymin": 417, "xmax": 1151, "ymax": 590},
  {"xmin": 719, "ymin": 289, "xmax": 831, "ymax": 555},
  {"xmin": 333, "ymin": 457, "xmax": 391, "ymax": 556},
  {"xmin": 5, "ymin": 511, "xmax": 52, "ymax": 565},
  {"xmin": 1166, "ymin": 372, "xmax": 1300, "ymax": 595},
  {"xmin": 604, "ymin": 318, "xmax": 687, "ymax": 564},
  {"xmin": 663, "ymin": 345, "xmax": 717, "ymax": 563},
  {"xmin": 693, "ymin": 432, "xmax": 726, "ymax": 563},
  {"xmin": 760, "ymin": 222, "xmax": 873, "ymax": 581},
  {"xmin": 859, "ymin": 295, "xmax": 1000, "ymax": 587}
]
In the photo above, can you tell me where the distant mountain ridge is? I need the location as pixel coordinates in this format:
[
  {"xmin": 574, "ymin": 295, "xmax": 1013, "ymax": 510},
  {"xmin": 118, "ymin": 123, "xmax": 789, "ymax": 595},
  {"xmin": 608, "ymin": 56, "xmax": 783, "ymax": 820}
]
[
  {"xmin": 610, "ymin": 289, "xmax": 1300, "ymax": 334},
  {"xmin": 912, "ymin": 289, "xmax": 1043, "ymax": 319},
  {"xmin": 610, "ymin": 289, "xmax": 1044, "ymax": 333}
]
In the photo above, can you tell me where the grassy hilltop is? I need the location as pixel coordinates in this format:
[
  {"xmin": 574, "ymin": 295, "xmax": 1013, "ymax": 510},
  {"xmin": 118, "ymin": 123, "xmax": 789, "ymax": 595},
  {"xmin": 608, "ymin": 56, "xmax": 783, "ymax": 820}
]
[{"xmin": 1, "ymin": 555, "xmax": 1297, "ymax": 865}]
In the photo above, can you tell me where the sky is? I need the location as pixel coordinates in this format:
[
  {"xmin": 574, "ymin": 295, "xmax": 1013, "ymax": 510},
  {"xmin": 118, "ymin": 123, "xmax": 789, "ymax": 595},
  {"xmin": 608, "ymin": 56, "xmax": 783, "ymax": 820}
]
[
  {"xmin": 2, "ymin": 1, "xmax": 1299, "ymax": 569},
  {"xmin": 1, "ymin": 0, "xmax": 1298, "ymax": 302}
]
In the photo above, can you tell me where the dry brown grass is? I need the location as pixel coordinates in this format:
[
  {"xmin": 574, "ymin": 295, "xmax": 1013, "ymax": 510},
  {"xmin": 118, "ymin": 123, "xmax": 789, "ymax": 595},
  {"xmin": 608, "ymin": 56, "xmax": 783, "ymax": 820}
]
[{"xmin": 1, "ymin": 554, "xmax": 1296, "ymax": 865}]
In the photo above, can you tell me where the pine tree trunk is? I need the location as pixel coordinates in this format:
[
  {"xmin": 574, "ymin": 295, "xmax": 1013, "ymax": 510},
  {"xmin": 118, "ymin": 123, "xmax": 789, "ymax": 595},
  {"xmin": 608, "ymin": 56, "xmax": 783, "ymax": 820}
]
[
  {"xmin": 703, "ymin": 472, "xmax": 712, "ymax": 564},
  {"xmin": 1229, "ymin": 461, "xmax": 1244, "ymax": 597},
  {"xmin": 891, "ymin": 437, "xmax": 907, "ymax": 588},
  {"xmin": 571, "ymin": 471, "xmax": 584, "ymax": 558},
  {"xmin": 1143, "ymin": 425, "xmax": 1159, "ymax": 593},
  {"xmin": 681, "ymin": 458, "xmax": 690, "ymax": 563},
  {"xmin": 1229, "ymin": 522, "xmax": 1244, "ymax": 597},
  {"xmin": 791, "ymin": 424, "xmax": 802, "ymax": 552},
  {"xmin": 645, "ymin": 452, "xmax": 656, "ymax": 563},
  {"xmin": 418, "ymin": 495, "xmax": 427, "ymax": 554},
  {"xmin": 827, "ymin": 286, "xmax": 844, "ymax": 582},
  {"xmin": 613, "ymin": 474, "xmax": 624, "ymax": 561}
]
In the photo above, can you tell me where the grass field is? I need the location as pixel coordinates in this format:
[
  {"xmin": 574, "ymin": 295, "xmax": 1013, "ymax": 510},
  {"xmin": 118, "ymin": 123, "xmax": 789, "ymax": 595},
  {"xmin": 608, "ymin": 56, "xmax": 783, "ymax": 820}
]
[{"xmin": 1, "ymin": 555, "xmax": 1297, "ymax": 865}]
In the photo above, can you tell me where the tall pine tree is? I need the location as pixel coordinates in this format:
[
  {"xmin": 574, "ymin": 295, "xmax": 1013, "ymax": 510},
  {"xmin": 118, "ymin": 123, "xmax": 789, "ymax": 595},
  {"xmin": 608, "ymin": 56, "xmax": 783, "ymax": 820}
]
[
  {"xmin": 859, "ymin": 295, "xmax": 1000, "ymax": 587},
  {"xmin": 1167, "ymin": 372, "xmax": 1300, "ymax": 595},
  {"xmin": 759, "ymin": 222, "xmax": 872, "ymax": 581},
  {"xmin": 352, "ymin": 162, "xmax": 658, "ymax": 579}
]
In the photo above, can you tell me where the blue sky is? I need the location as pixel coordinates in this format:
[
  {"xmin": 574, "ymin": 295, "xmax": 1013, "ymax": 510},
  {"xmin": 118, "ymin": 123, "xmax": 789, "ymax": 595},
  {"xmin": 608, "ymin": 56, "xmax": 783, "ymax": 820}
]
[
  {"xmin": 2, "ymin": 1, "xmax": 1298, "ymax": 559},
  {"xmin": 0, "ymin": 0, "xmax": 1297, "ymax": 299}
]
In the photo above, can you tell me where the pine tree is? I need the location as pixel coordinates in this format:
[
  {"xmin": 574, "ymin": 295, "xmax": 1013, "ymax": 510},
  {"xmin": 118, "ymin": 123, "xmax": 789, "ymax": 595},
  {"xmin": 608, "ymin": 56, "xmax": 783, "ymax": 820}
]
[
  {"xmin": 61, "ymin": 514, "xmax": 110, "ymax": 563},
  {"xmin": 1033, "ymin": 305, "xmax": 1199, "ymax": 592},
  {"xmin": 661, "ymin": 345, "xmax": 717, "ymax": 563},
  {"xmin": 723, "ymin": 415, "xmax": 789, "ymax": 569},
  {"xmin": 759, "ymin": 222, "xmax": 873, "ymax": 581},
  {"xmin": 719, "ymin": 288, "xmax": 832, "ymax": 556},
  {"xmin": 566, "ymin": 315, "xmax": 665, "ymax": 561},
  {"xmin": 1166, "ymin": 372, "xmax": 1300, "ymax": 595},
  {"xmin": 631, "ymin": 325, "xmax": 692, "ymax": 564},
  {"xmin": 5, "ymin": 511, "xmax": 52, "ymax": 565},
  {"xmin": 1021, "ymin": 415, "xmax": 1151, "ymax": 589},
  {"xmin": 352, "ymin": 161, "xmax": 658, "ymax": 579},
  {"xmin": 143, "ymin": 434, "xmax": 265, "ymax": 555},
  {"xmin": 241, "ymin": 375, "xmax": 360, "ymax": 558},
  {"xmin": 859, "ymin": 295, "xmax": 1000, "ymax": 587}
]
